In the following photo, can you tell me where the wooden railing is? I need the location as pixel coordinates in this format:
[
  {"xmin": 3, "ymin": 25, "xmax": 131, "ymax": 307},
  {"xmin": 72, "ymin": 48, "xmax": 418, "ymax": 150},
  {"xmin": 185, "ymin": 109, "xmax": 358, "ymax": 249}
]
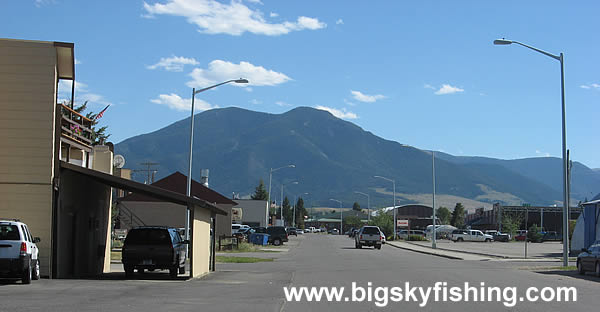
[{"xmin": 59, "ymin": 104, "xmax": 94, "ymax": 146}]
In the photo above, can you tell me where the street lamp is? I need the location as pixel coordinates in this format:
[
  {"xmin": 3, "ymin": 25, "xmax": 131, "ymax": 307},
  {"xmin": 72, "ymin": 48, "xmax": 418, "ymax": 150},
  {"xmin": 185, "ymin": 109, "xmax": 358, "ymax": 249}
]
[
  {"xmin": 185, "ymin": 78, "xmax": 248, "ymax": 241},
  {"xmin": 330, "ymin": 199, "xmax": 342, "ymax": 233},
  {"xmin": 432, "ymin": 151, "xmax": 437, "ymax": 249},
  {"xmin": 280, "ymin": 181, "xmax": 299, "ymax": 225},
  {"xmin": 354, "ymin": 191, "xmax": 370, "ymax": 222},
  {"xmin": 374, "ymin": 175, "xmax": 396, "ymax": 240},
  {"xmin": 267, "ymin": 164, "xmax": 295, "ymax": 226},
  {"xmin": 494, "ymin": 38, "xmax": 569, "ymax": 266}
]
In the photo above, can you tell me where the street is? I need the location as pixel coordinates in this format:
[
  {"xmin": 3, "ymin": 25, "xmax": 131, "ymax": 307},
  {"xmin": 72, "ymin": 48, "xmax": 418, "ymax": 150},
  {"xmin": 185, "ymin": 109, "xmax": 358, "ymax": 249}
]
[{"xmin": 1, "ymin": 234, "xmax": 597, "ymax": 311}]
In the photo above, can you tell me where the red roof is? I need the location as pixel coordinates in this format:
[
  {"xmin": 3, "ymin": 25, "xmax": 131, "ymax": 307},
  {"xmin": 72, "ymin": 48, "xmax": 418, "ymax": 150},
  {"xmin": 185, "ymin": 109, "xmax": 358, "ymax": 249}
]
[{"xmin": 119, "ymin": 171, "xmax": 237, "ymax": 205}]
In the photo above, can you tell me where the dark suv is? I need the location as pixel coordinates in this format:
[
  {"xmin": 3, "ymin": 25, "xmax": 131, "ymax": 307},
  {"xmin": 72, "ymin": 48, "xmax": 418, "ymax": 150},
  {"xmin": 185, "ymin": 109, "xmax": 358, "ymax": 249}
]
[
  {"xmin": 266, "ymin": 226, "xmax": 288, "ymax": 246},
  {"xmin": 122, "ymin": 227, "xmax": 187, "ymax": 278}
]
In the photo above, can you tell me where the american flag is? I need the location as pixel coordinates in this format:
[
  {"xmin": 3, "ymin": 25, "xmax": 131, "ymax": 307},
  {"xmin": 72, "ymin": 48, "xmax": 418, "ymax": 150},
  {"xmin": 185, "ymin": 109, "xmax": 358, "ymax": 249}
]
[{"xmin": 95, "ymin": 104, "xmax": 110, "ymax": 120}]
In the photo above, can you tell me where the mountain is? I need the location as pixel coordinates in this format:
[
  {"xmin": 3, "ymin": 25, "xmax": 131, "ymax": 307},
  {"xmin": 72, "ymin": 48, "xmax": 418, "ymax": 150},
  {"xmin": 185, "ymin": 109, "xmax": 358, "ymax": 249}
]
[{"xmin": 115, "ymin": 107, "xmax": 600, "ymax": 208}]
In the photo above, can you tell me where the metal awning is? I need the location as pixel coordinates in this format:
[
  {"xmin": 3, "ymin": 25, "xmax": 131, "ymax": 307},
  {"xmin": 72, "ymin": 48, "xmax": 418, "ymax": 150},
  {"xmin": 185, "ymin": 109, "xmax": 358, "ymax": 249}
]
[{"xmin": 59, "ymin": 161, "xmax": 227, "ymax": 215}]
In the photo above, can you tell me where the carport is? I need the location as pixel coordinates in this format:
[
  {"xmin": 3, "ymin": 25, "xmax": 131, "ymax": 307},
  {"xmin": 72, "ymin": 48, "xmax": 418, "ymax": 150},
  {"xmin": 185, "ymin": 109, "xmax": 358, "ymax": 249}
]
[{"xmin": 54, "ymin": 161, "xmax": 226, "ymax": 278}]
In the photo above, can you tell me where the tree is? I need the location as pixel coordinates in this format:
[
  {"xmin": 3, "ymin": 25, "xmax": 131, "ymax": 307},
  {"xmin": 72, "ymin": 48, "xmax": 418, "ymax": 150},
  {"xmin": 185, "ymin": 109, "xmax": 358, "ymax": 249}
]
[
  {"xmin": 295, "ymin": 198, "xmax": 307, "ymax": 228},
  {"xmin": 72, "ymin": 101, "xmax": 111, "ymax": 145},
  {"xmin": 282, "ymin": 197, "xmax": 292, "ymax": 225},
  {"xmin": 436, "ymin": 206, "xmax": 451, "ymax": 225},
  {"xmin": 352, "ymin": 202, "xmax": 361, "ymax": 211},
  {"xmin": 344, "ymin": 215, "xmax": 363, "ymax": 231},
  {"xmin": 502, "ymin": 213, "xmax": 521, "ymax": 239},
  {"xmin": 528, "ymin": 224, "xmax": 543, "ymax": 243},
  {"xmin": 369, "ymin": 210, "xmax": 393, "ymax": 239},
  {"xmin": 251, "ymin": 179, "xmax": 269, "ymax": 200},
  {"xmin": 450, "ymin": 203, "xmax": 465, "ymax": 228}
]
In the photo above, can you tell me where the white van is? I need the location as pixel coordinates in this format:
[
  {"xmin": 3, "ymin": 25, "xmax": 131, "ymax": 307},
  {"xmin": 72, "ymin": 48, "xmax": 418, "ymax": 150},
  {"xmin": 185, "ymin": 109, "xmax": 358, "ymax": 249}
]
[{"xmin": 231, "ymin": 224, "xmax": 250, "ymax": 235}]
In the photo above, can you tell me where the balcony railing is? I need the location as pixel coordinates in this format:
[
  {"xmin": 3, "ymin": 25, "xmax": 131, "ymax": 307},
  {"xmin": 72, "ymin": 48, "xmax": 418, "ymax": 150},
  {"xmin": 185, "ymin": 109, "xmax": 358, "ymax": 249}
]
[{"xmin": 60, "ymin": 104, "xmax": 94, "ymax": 147}]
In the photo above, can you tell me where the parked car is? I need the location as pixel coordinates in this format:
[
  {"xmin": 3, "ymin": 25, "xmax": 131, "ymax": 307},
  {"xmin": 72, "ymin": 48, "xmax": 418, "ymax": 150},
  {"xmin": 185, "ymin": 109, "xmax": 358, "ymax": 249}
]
[
  {"xmin": 484, "ymin": 230, "xmax": 511, "ymax": 242},
  {"xmin": 266, "ymin": 226, "xmax": 288, "ymax": 246},
  {"xmin": 231, "ymin": 224, "xmax": 250, "ymax": 235},
  {"xmin": 308, "ymin": 227, "xmax": 316, "ymax": 233},
  {"xmin": 514, "ymin": 230, "xmax": 528, "ymax": 241},
  {"xmin": 380, "ymin": 230, "xmax": 386, "ymax": 244},
  {"xmin": 542, "ymin": 231, "xmax": 561, "ymax": 242},
  {"xmin": 287, "ymin": 227, "xmax": 298, "ymax": 236},
  {"xmin": 451, "ymin": 229, "xmax": 493, "ymax": 242},
  {"xmin": 328, "ymin": 228, "xmax": 340, "ymax": 235},
  {"xmin": 296, "ymin": 229, "xmax": 304, "ymax": 235},
  {"xmin": 252, "ymin": 226, "xmax": 267, "ymax": 234},
  {"xmin": 121, "ymin": 226, "xmax": 187, "ymax": 278},
  {"xmin": 355, "ymin": 226, "xmax": 383, "ymax": 249},
  {"xmin": 234, "ymin": 227, "xmax": 255, "ymax": 241},
  {"xmin": 398, "ymin": 230, "xmax": 425, "ymax": 240},
  {"xmin": 577, "ymin": 241, "xmax": 600, "ymax": 276},
  {"xmin": 0, "ymin": 219, "xmax": 41, "ymax": 284}
]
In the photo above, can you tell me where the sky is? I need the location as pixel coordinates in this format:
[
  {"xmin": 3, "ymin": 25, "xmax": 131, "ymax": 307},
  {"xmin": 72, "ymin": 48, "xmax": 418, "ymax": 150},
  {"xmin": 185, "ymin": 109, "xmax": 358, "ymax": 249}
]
[{"xmin": 2, "ymin": 0, "xmax": 599, "ymax": 168}]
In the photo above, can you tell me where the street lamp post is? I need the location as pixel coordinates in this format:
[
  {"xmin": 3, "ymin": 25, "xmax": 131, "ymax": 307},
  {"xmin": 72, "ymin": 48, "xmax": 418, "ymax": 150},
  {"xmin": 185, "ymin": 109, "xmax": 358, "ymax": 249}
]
[
  {"xmin": 280, "ymin": 181, "xmax": 298, "ymax": 225},
  {"xmin": 267, "ymin": 164, "xmax": 295, "ymax": 226},
  {"xmin": 293, "ymin": 194, "xmax": 297, "ymax": 227},
  {"xmin": 330, "ymin": 199, "xmax": 342, "ymax": 233},
  {"xmin": 185, "ymin": 78, "xmax": 248, "ymax": 242},
  {"xmin": 494, "ymin": 38, "xmax": 569, "ymax": 266},
  {"xmin": 375, "ymin": 175, "xmax": 396, "ymax": 240},
  {"xmin": 354, "ymin": 191, "xmax": 370, "ymax": 222},
  {"xmin": 432, "ymin": 151, "xmax": 437, "ymax": 249}
]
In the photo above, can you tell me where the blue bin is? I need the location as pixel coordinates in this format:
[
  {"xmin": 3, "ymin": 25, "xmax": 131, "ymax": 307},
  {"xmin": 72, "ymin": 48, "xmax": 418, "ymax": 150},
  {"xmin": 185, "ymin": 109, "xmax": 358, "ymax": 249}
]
[
  {"xmin": 249, "ymin": 233, "xmax": 259, "ymax": 245},
  {"xmin": 259, "ymin": 234, "xmax": 269, "ymax": 246}
]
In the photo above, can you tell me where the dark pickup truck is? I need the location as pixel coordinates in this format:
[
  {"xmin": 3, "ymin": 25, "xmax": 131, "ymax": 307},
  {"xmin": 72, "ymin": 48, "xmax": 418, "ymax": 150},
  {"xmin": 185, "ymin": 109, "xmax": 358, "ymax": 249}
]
[{"xmin": 122, "ymin": 227, "xmax": 187, "ymax": 278}]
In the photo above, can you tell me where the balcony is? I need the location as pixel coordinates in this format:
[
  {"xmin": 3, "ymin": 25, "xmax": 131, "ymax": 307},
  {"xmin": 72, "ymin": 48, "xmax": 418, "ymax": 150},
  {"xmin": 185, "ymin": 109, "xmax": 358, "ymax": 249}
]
[{"xmin": 60, "ymin": 103, "xmax": 94, "ymax": 148}]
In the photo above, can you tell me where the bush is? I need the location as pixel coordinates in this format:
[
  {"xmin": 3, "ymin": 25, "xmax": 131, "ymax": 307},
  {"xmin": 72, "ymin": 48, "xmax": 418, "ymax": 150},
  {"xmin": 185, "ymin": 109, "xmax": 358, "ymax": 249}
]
[
  {"xmin": 407, "ymin": 235, "xmax": 427, "ymax": 241},
  {"xmin": 527, "ymin": 224, "xmax": 543, "ymax": 243}
]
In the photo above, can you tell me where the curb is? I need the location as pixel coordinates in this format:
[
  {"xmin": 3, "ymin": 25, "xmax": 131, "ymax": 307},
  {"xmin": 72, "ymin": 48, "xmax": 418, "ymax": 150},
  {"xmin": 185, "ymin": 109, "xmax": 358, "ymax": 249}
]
[
  {"xmin": 386, "ymin": 242, "xmax": 464, "ymax": 260},
  {"xmin": 404, "ymin": 241, "xmax": 509, "ymax": 259}
]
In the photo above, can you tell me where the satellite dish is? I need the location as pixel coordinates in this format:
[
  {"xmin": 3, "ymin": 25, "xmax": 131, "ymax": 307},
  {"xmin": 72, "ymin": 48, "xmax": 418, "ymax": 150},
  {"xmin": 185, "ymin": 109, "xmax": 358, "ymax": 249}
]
[{"xmin": 114, "ymin": 154, "xmax": 125, "ymax": 169}]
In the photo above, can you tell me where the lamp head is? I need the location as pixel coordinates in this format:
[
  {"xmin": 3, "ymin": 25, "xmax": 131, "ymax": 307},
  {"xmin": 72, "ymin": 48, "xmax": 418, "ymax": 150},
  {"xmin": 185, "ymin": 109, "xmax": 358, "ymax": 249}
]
[
  {"xmin": 493, "ymin": 39, "xmax": 512, "ymax": 45},
  {"xmin": 234, "ymin": 78, "xmax": 249, "ymax": 83}
]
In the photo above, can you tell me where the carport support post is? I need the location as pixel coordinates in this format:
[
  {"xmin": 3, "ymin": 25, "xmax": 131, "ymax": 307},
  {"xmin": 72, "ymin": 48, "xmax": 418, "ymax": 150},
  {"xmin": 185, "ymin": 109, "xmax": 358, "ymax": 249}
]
[
  {"xmin": 185, "ymin": 88, "xmax": 196, "ymax": 243},
  {"xmin": 432, "ymin": 151, "xmax": 437, "ymax": 249},
  {"xmin": 524, "ymin": 207, "xmax": 528, "ymax": 259}
]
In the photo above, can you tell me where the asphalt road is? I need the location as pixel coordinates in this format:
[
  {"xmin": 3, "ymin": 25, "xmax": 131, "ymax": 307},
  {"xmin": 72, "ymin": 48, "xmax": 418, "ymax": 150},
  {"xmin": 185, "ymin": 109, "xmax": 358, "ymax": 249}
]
[{"xmin": 0, "ymin": 234, "xmax": 597, "ymax": 312}]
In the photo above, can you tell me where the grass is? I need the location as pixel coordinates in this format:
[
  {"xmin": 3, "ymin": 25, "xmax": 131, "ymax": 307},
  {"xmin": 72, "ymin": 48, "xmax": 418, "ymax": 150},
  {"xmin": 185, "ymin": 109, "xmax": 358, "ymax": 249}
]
[
  {"xmin": 219, "ymin": 242, "xmax": 282, "ymax": 253},
  {"xmin": 215, "ymin": 256, "xmax": 274, "ymax": 263},
  {"xmin": 546, "ymin": 266, "xmax": 577, "ymax": 271}
]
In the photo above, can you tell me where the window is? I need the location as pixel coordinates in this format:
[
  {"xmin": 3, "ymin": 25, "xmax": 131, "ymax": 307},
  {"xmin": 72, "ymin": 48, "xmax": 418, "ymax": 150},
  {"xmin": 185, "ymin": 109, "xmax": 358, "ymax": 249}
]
[
  {"xmin": 0, "ymin": 224, "xmax": 21, "ymax": 240},
  {"xmin": 21, "ymin": 225, "xmax": 31, "ymax": 242}
]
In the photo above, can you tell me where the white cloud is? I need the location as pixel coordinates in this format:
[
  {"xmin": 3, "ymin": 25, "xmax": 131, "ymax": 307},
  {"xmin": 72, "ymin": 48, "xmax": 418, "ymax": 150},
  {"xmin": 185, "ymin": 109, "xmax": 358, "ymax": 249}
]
[
  {"xmin": 314, "ymin": 106, "xmax": 357, "ymax": 119},
  {"xmin": 143, "ymin": 0, "xmax": 326, "ymax": 36},
  {"xmin": 275, "ymin": 101, "xmax": 291, "ymax": 107},
  {"xmin": 423, "ymin": 84, "xmax": 435, "ymax": 90},
  {"xmin": 147, "ymin": 55, "xmax": 199, "ymax": 72},
  {"xmin": 343, "ymin": 98, "xmax": 356, "ymax": 106},
  {"xmin": 249, "ymin": 99, "xmax": 261, "ymax": 105},
  {"xmin": 270, "ymin": 12, "xmax": 278, "ymax": 17},
  {"xmin": 580, "ymin": 83, "xmax": 600, "ymax": 90},
  {"xmin": 535, "ymin": 150, "xmax": 551, "ymax": 157},
  {"xmin": 74, "ymin": 58, "xmax": 82, "ymax": 65},
  {"xmin": 35, "ymin": 0, "xmax": 56, "ymax": 8},
  {"xmin": 187, "ymin": 60, "xmax": 291, "ymax": 88},
  {"xmin": 434, "ymin": 84, "xmax": 464, "ymax": 95},
  {"xmin": 57, "ymin": 80, "xmax": 112, "ymax": 107},
  {"xmin": 151, "ymin": 93, "xmax": 217, "ymax": 112},
  {"xmin": 336, "ymin": 19, "xmax": 344, "ymax": 25},
  {"xmin": 246, "ymin": 0, "xmax": 263, "ymax": 4},
  {"xmin": 350, "ymin": 90, "xmax": 386, "ymax": 103}
]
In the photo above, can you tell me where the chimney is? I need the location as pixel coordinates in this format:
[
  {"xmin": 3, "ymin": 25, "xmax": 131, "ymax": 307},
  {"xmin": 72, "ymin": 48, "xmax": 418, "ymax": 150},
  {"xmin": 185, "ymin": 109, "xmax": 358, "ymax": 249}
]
[{"xmin": 200, "ymin": 169, "xmax": 209, "ymax": 187}]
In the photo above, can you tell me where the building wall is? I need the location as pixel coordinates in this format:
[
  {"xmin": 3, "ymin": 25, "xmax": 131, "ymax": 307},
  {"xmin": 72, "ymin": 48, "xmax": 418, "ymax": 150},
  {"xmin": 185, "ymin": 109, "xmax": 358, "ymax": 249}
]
[
  {"xmin": 0, "ymin": 39, "xmax": 58, "ymax": 277},
  {"xmin": 215, "ymin": 204, "xmax": 232, "ymax": 238},
  {"xmin": 234, "ymin": 199, "xmax": 268, "ymax": 228},
  {"xmin": 191, "ymin": 205, "xmax": 211, "ymax": 277},
  {"xmin": 117, "ymin": 201, "xmax": 186, "ymax": 229}
]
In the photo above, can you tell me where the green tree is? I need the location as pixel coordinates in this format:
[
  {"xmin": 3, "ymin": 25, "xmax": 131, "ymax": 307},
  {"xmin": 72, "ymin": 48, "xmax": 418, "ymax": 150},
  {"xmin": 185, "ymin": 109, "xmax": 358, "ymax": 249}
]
[
  {"xmin": 501, "ymin": 213, "xmax": 521, "ymax": 239},
  {"xmin": 72, "ymin": 101, "xmax": 111, "ymax": 145},
  {"xmin": 450, "ymin": 203, "xmax": 465, "ymax": 228},
  {"xmin": 369, "ymin": 210, "xmax": 393, "ymax": 239},
  {"xmin": 344, "ymin": 215, "xmax": 363, "ymax": 230},
  {"xmin": 282, "ymin": 197, "xmax": 292, "ymax": 225},
  {"xmin": 527, "ymin": 224, "xmax": 543, "ymax": 243},
  {"xmin": 436, "ymin": 206, "xmax": 451, "ymax": 225},
  {"xmin": 251, "ymin": 179, "xmax": 269, "ymax": 200},
  {"xmin": 295, "ymin": 198, "xmax": 307, "ymax": 228},
  {"xmin": 352, "ymin": 202, "xmax": 361, "ymax": 211}
]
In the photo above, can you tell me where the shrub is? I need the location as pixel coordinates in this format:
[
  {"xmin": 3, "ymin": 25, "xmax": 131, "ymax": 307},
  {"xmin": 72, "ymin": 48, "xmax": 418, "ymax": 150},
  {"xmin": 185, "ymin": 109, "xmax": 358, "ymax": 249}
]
[{"xmin": 407, "ymin": 234, "xmax": 427, "ymax": 241}]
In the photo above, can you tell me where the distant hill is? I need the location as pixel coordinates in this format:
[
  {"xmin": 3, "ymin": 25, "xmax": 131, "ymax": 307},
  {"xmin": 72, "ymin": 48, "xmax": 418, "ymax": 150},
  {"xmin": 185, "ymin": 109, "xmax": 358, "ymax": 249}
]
[{"xmin": 115, "ymin": 107, "xmax": 600, "ymax": 208}]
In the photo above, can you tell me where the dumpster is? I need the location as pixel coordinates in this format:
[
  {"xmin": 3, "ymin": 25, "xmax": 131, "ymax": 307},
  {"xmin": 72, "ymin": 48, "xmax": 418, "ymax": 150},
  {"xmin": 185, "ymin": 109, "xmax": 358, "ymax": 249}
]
[{"xmin": 249, "ymin": 233, "xmax": 269, "ymax": 245}]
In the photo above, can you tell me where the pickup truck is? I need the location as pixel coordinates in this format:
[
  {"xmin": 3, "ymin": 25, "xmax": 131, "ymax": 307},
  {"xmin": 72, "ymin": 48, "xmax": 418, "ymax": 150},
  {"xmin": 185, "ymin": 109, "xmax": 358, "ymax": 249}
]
[
  {"xmin": 451, "ymin": 229, "xmax": 493, "ymax": 242},
  {"xmin": 121, "ymin": 226, "xmax": 187, "ymax": 278},
  {"xmin": 355, "ymin": 226, "xmax": 383, "ymax": 249}
]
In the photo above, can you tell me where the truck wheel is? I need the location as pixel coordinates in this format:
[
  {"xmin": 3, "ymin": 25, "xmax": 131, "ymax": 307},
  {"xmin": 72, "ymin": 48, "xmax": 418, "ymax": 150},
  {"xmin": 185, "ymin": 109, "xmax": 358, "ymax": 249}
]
[
  {"xmin": 457, "ymin": 238, "xmax": 463, "ymax": 242},
  {"xmin": 596, "ymin": 262, "xmax": 600, "ymax": 277},
  {"xmin": 21, "ymin": 260, "xmax": 32, "ymax": 284},
  {"xmin": 124, "ymin": 265, "xmax": 134, "ymax": 278},
  {"xmin": 32, "ymin": 260, "xmax": 40, "ymax": 280},
  {"xmin": 577, "ymin": 260, "xmax": 585, "ymax": 275},
  {"xmin": 485, "ymin": 238, "xmax": 491, "ymax": 242},
  {"xmin": 357, "ymin": 243, "xmax": 362, "ymax": 249},
  {"xmin": 169, "ymin": 267, "xmax": 178, "ymax": 278},
  {"xmin": 273, "ymin": 238, "xmax": 282, "ymax": 246},
  {"xmin": 376, "ymin": 245, "xmax": 381, "ymax": 250}
]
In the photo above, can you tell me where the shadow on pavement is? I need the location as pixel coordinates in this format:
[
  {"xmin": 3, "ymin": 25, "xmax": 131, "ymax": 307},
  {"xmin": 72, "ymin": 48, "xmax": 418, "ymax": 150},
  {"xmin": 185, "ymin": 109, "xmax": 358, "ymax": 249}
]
[
  {"xmin": 98, "ymin": 271, "xmax": 190, "ymax": 281},
  {"xmin": 537, "ymin": 270, "xmax": 600, "ymax": 282}
]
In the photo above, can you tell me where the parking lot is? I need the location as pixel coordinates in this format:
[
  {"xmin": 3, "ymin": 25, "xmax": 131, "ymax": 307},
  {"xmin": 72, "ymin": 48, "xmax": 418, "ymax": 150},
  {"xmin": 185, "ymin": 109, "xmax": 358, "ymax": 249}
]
[{"xmin": 408, "ymin": 239, "xmax": 564, "ymax": 258}]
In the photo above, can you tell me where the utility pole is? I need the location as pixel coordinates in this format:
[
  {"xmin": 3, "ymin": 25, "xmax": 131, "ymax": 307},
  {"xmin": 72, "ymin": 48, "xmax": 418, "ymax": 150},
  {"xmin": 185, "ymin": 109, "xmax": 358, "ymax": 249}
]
[{"xmin": 133, "ymin": 162, "xmax": 159, "ymax": 184}]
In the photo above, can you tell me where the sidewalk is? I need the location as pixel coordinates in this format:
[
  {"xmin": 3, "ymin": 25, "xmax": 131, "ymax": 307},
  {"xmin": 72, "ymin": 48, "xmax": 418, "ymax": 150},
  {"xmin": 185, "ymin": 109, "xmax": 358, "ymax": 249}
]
[{"xmin": 386, "ymin": 241, "xmax": 491, "ymax": 261}]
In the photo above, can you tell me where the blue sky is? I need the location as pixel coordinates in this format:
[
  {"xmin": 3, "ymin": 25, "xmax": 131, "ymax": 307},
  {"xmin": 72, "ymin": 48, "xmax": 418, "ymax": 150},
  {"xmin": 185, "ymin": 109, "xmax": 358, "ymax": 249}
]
[{"xmin": 3, "ymin": 0, "xmax": 599, "ymax": 168}]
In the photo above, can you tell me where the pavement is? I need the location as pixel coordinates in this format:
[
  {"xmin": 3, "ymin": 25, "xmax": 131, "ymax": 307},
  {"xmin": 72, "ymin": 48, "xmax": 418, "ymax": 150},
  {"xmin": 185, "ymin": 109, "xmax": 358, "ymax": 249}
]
[{"xmin": 1, "ymin": 234, "xmax": 598, "ymax": 311}]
